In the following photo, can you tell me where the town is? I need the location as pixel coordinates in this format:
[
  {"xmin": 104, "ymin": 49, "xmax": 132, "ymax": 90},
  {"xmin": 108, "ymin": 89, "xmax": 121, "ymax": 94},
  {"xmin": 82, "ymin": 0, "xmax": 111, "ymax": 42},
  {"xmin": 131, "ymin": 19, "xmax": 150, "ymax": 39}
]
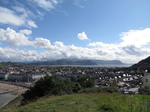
[{"xmin": 0, "ymin": 64, "xmax": 149, "ymax": 94}]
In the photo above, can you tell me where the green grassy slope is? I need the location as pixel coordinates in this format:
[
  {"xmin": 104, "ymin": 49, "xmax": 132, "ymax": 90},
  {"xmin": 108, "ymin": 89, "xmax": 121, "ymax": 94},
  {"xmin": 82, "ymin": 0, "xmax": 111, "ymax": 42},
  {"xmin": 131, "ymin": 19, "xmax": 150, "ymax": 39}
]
[
  {"xmin": 134, "ymin": 94, "xmax": 150, "ymax": 101},
  {"xmin": 8, "ymin": 93, "xmax": 150, "ymax": 112}
]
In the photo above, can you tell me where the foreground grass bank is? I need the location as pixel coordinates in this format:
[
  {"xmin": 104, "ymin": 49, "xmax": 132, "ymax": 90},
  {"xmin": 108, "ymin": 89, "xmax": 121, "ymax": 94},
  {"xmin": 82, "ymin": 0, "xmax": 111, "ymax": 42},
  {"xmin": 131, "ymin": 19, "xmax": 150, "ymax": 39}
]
[
  {"xmin": 8, "ymin": 93, "xmax": 150, "ymax": 112},
  {"xmin": 134, "ymin": 94, "xmax": 150, "ymax": 101}
]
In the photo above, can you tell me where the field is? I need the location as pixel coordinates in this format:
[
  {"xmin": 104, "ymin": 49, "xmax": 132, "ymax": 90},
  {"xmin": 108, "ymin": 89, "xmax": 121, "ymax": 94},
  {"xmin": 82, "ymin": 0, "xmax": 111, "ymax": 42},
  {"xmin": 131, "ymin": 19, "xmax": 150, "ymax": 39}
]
[{"xmin": 3, "ymin": 93, "xmax": 149, "ymax": 112}]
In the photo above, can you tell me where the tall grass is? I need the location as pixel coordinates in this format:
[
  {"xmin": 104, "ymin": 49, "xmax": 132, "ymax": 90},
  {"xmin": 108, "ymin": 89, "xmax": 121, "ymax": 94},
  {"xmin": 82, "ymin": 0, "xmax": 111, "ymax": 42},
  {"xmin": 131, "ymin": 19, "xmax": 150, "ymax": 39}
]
[{"xmin": 9, "ymin": 93, "xmax": 150, "ymax": 112}]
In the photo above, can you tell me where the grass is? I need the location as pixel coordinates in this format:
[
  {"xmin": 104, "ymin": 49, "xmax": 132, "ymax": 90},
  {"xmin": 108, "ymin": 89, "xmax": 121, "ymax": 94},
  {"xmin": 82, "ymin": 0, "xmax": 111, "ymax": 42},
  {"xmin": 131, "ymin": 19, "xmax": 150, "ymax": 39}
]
[
  {"xmin": 134, "ymin": 94, "xmax": 150, "ymax": 101},
  {"xmin": 5, "ymin": 93, "xmax": 150, "ymax": 112}
]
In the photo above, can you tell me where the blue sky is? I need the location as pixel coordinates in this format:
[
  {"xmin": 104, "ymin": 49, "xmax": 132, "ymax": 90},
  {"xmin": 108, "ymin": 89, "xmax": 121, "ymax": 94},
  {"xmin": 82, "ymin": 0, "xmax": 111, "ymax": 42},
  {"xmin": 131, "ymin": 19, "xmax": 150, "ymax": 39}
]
[{"xmin": 0, "ymin": 0, "xmax": 150, "ymax": 63}]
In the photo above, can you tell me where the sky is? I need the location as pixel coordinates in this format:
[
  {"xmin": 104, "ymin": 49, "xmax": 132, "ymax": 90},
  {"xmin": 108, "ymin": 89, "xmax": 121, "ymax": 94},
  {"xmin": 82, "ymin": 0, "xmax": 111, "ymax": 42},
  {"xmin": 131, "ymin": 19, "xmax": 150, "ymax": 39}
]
[{"xmin": 0, "ymin": 0, "xmax": 150, "ymax": 64}]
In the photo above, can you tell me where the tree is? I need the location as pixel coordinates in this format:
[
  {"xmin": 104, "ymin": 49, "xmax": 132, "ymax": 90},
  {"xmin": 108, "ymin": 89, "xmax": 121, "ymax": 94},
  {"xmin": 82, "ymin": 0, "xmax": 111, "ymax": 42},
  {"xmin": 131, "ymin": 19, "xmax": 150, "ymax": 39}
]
[
  {"xmin": 77, "ymin": 75, "xmax": 94, "ymax": 88},
  {"xmin": 72, "ymin": 82, "xmax": 82, "ymax": 93},
  {"xmin": 21, "ymin": 75, "xmax": 73, "ymax": 105}
]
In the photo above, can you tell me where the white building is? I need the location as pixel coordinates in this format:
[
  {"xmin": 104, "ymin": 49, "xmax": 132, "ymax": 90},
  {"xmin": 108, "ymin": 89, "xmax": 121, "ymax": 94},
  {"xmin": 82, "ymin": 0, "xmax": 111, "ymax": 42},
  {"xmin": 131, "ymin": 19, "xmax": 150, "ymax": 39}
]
[{"xmin": 142, "ymin": 72, "xmax": 150, "ymax": 90}]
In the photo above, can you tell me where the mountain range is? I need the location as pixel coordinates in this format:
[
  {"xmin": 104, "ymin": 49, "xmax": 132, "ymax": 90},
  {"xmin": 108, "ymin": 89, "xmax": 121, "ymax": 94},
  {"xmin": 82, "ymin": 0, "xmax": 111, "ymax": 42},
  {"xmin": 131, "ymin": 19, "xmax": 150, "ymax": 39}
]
[
  {"xmin": 1, "ymin": 57, "xmax": 150, "ymax": 68},
  {"xmin": 26, "ymin": 59, "xmax": 125, "ymax": 65}
]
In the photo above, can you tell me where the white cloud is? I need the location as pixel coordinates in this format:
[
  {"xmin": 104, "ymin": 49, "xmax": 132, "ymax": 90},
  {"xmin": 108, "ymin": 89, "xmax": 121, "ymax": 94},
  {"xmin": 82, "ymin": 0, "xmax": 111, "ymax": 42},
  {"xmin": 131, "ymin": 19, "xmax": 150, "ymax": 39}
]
[
  {"xmin": 0, "ymin": 6, "xmax": 37, "ymax": 28},
  {"xmin": 74, "ymin": 0, "xmax": 86, "ymax": 8},
  {"xmin": 34, "ymin": 38, "xmax": 51, "ymax": 48},
  {"xmin": 54, "ymin": 41, "xmax": 64, "ymax": 47},
  {"xmin": 27, "ymin": 20, "xmax": 37, "ymax": 28},
  {"xmin": 20, "ymin": 29, "xmax": 32, "ymax": 35},
  {"xmin": 0, "ymin": 28, "xmax": 150, "ymax": 63},
  {"xmin": 88, "ymin": 42, "xmax": 117, "ymax": 50},
  {"xmin": 0, "ymin": 47, "xmax": 40, "ymax": 62},
  {"xmin": 120, "ymin": 28, "xmax": 150, "ymax": 47},
  {"xmin": 52, "ymin": 0, "xmax": 59, "ymax": 4},
  {"xmin": 0, "ymin": 0, "xmax": 63, "ymax": 28},
  {"xmin": 12, "ymin": 6, "xmax": 33, "ymax": 17},
  {"xmin": 77, "ymin": 32, "xmax": 89, "ymax": 40},
  {"xmin": 33, "ymin": 0, "xmax": 54, "ymax": 10},
  {"xmin": 86, "ymin": 28, "xmax": 150, "ymax": 63},
  {"xmin": 0, "ymin": 28, "xmax": 32, "ymax": 46},
  {"xmin": 0, "ymin": 28, "xmax": 50, "ymax": 47},
  {"xmin": 30, "ymin": 0, "xmax": 61, "ymax": 11},
  {"xmin": 0, "ymin": 6, "xmax": 24, "ymax": 26}
]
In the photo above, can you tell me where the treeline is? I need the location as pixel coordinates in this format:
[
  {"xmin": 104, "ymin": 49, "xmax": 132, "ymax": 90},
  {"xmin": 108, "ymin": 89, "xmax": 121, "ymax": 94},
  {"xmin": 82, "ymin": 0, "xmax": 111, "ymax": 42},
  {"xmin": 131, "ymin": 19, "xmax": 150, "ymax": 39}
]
[{"xmin": 21, "ymin": 75, "xmax": 118, "ymax": 105}]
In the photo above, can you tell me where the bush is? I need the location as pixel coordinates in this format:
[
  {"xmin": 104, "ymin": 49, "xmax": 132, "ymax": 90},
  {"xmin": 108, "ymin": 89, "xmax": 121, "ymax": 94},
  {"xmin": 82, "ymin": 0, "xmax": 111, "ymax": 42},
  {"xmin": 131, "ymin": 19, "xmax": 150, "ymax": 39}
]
[
  {"xmin": 21, "ymin": 75, "xmax": 73, "ymax": 105},
  {"xmin": 78, "ymin": 86, "xmax": 119, "ymax": 94},
  {"xmin": 100, "ymin": 104, "xmax": 117, "ymax": 111},
  {"xmin": 77, "ymin": 75, "xmax": 94, "ymax": 88},
  {"xmin": 100, "ymin": 86, "xmax": 119, "ymax": 93},
  {"xmin": 72, "ymin": 82, "xmax": 82, "ymax": 93}
]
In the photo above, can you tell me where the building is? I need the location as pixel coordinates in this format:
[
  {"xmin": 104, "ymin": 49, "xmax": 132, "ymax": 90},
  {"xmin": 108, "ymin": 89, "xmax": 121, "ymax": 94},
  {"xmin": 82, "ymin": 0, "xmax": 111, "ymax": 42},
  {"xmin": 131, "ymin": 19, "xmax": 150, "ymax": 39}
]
[{"xmin": 142, "ymin": 71, "xmax": 150, "ymax": 91}]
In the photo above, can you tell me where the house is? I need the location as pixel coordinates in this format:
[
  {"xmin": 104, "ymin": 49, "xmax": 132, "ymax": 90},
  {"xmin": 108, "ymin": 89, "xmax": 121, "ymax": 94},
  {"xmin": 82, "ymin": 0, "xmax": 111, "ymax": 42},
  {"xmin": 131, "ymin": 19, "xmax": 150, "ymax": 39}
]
[
  {"xmin": 8, "ymin": 74, "xmax": 28, "ymax": 82},
  {"xmin": 142, "ymin": 71, "xmax": 150, "ymax": 91},
  {"xmin": 0, "ymin": 74, "xmax": 9, "ymax": 80}
]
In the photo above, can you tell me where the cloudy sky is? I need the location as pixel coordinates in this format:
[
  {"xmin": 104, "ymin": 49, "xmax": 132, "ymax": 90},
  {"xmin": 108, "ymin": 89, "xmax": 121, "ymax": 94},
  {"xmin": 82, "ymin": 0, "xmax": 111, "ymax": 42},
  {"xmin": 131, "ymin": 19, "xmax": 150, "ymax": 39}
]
[{"xmin": 0, "ymin": 0, "xmax": 150, "ymax": 64}]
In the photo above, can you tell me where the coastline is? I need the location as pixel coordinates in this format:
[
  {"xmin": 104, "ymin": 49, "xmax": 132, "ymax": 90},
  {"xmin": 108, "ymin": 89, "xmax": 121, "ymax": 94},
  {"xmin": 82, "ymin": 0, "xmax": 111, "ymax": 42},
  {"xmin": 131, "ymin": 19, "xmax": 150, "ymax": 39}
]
[{"xmin": 0, "ymin": 82, "xmax": 28, "ymax": 108}]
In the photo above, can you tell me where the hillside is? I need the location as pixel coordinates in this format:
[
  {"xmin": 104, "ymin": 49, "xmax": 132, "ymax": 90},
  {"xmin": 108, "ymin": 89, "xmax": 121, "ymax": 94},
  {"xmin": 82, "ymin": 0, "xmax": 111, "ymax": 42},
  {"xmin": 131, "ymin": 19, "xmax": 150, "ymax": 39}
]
[
  {"xmin": 27, "ymin": 59, "xmax": 125, "ymax": 65},
  {"xmin": 131, "ymin": 56, "xmax": 150, "ymax": 70},
  {"xmin": 92, "ymin": 60, "xmax": 124, "ymax": 65},
  {"xmin": 5, "ymin": 93, "xmax": 149, "ymax": 112}
]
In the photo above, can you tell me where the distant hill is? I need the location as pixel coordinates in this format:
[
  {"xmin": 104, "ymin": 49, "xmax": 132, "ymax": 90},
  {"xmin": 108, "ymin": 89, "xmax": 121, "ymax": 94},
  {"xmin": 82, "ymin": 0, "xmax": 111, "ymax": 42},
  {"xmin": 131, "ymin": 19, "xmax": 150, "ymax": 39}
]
[
  {"xmin": 0, "ymin": 59, "xmax": 125, "ymax": 66},
  {"xmin": 131, "ymin": 56, "xmax": 150, "ymax": 70},
  {"xmin": 28, "ymin": 59, "xmax": 97, "ymax": 65},
  {"xmin": 92, "ymin": 60, "xmax": 124, "ymax": 65},
  {"xmin": 27, "ymin": 59, "xmax": 125, "ymax": 65},
  {"xmin": 0, "ymin": 62, "xmax": 23, "ymax": 67}
]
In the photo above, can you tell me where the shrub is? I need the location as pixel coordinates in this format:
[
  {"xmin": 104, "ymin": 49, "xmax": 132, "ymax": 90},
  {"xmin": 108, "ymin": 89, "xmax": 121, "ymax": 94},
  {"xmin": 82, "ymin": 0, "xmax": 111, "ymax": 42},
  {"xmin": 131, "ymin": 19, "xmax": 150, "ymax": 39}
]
[
  {"xmin": 100, "ymin": 104, "xmax": 117, "ymax": 111},
  {"xmin": 78, "ymin": 86, "xmax": 119, "ymax": 94},
  {"xmin": 21, "ymin": 75, "xmax": 73, "ymax": 105},
  {"xmin": 77, "ymin": 75, "xmax": 94, "ymax": 88},
  {"xmin": 72, "ymin": 82, "xmax": 82, "ymax": 93}
]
